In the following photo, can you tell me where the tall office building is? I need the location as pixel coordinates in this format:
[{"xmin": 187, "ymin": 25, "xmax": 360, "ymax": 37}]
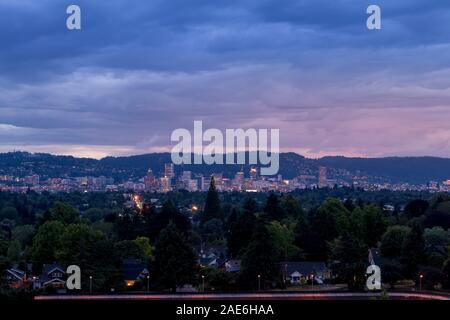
[
  {"xmin": 233, "ymin": 171, "xmax": 245, "ymax": 191},
  {"xmin": 249, "ymin": 167, "xmax": 258, "ymax": 180},
  {"xmin": 318, "ymin": 166, "xmax": 327, "ymax": 188},
  {"xmin": 181, "ymin": 171, "xmax": 192, "ymax": 181},
  {"xmin": 199, "ymin": 175, "xmax": 207, "ymax": 191},
  {"xmin": 144, "ymin": 169, "xmax": 158, "ymax": 191},
  {"xmin": 160, "ymin": 176, "xmax": 171, "ymax": 193},
  {"xmin": 164, "ymin": 163, "xmax": 175, "ymax": 179},
  {"xmin": 212, "ymin": 173, "xmax": 223, "ymax": 191}
]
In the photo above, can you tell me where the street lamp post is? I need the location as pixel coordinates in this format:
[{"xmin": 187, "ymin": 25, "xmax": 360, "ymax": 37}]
[
  {"xmin": 257, "ymin": 274, "xmax": 261, "ymax": 292},
  {"xmin": 89, "ymin": 276, "xmax": 93, "ymax": 295},
  {"xmin": 310, "ymin": 274, "xmax": 314, "ymax": 291},
  {"xmin": 202, "ymin": 275, "xmax": 205, "ymax": 292},
  {"xmin": 147, "ymin": 275, "xmax": 150, "ymax": 293},
  {"xmin": 419, "ymin": 274, "xmax": 424, "ymax": 291}
]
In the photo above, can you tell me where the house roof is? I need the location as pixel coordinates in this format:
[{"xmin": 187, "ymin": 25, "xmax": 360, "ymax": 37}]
[
  {"xmin": 225, "ymin": 259, "xmax": 241, "ymax": 272},
  {"xmin": 40, "ymin": 263, "xmax": 66, "ymax": 283},
  {"xmin": 280, "ymin": 262, "xmax": 327, "ymax": 276},
  {"xmin": 200, "ymin": 256, "xmax": 217, "ymax": 266},
  {"xmin": 5, "ymin": 268, "xmax": 25, "ymax": 281},
  {"xmin": 368, "ymin": 248, "xmax": 382, "ymax": 266}
]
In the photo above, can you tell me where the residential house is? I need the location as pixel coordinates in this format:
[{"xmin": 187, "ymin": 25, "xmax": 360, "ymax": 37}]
[
  {"xmin": 3, "ymin": 267, "xmax": 25, "ymax": 289},
  {"xmin": 34, "ymin": 263, "xmax": 67, "ymax": 293},
  {"xmin": 281, "ymin": 261, "xmax": 330, "ymax": 285},
  {"xmin": 225, "ymin": 259, "xmax": 241, "ymax": 273},
  {"xmin": 200, "ymin": 253, "xmax": 219, "ymax": 268},
  {"xmin": 122, "ymin": 259, "xmax": 149, "ymax": 288}
]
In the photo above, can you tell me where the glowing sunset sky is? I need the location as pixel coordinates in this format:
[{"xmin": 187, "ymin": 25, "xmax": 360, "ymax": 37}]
[{"xmin": 1, "ymin": 0, "xmax": 450, "ymax": 158}]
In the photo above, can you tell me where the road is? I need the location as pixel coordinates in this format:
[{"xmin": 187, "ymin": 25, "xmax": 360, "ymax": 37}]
[{"xmin": 34, "ymin": 292, "xmax": 450, "ymax": 300}]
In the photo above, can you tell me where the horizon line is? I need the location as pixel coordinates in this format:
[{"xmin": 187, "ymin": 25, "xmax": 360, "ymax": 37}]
[{"xmin": 3, "ymin": 149, "xmax": 450, "ymax": 161}]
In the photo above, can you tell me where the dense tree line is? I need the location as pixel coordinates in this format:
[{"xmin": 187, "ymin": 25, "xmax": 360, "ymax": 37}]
[{"xmin": 1, "ymin": 184, "xmax": 450, "ymax": 297}]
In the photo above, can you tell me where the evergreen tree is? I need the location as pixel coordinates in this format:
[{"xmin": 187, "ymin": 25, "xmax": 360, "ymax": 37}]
[
  {"xmin": 242, "ymin": 197, "xmax": 258, "ymax": 214},
  {"xmin": 281, "ymin": 195, "xmax": 305, "ymax": 221},
  {"xmin": 145, "ymin": 200, "xmax": 191, "ymax": 241},
  {"xmin": 404, "ymin": 200, "xmax": 429, "ymax": 218},
  {"xmin": 152, "ymin": 222, "xmax": 197, "ymax": 291},
  {"xmin": 263, "ymin": 193, "xmax": 284, "ymax": 221},
  {"xmin": 239, "ymin": 221, "xmax": 279, "ymax": 290},
  {"xmin": 200, "ymin": 177, "xmax": 222, "ymax": 224},
  {"xmin": 329, "ymin": 232, "xmax": 368, "ymax": 291},
  {"xmin": 343, "ymin": 198, "xmax": 356, "ymax": 212},
  {"xmin": 227, "ymin": 210, "xmax": 257, "ymax": 258}
]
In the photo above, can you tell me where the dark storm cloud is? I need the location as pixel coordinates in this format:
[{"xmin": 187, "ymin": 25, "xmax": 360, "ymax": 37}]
[{"xmin": 0, "ymin": 0, "xmax": 450, "ymax": 157}]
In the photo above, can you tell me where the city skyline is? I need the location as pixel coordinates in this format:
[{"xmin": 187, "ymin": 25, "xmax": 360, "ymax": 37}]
[{"xmin": 1, "ymin": 1, "xmax": 450, "ymax": 159}]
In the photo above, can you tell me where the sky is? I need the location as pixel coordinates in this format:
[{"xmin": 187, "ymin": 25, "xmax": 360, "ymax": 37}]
[{"xmin": 1, "ymin": 0, "xmax": 450, "ymax": 159}]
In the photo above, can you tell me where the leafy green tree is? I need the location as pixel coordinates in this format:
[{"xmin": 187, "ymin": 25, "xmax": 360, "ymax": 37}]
[
  {"xmin": 30, "ymin": 221, "xmax": 65, "ymax": 273},
  {"xmin": 401, "ymin": 222, "xmax": 425, "ymax": 278},
  {"xmin": 57, "ymin": 224, "xmax": 105, "ymax": 265},
  {"xmin": 92, "ymin": 220, "xmax": 114, "ymax": 238},
  {"xmin": 281, "ymin": 195, "xmax": 304, "ymax": 221},
  {"xmin": 0, "ymin": 207, "xmax": 19, "ymax": 222},
  {"xmin": 424, "ymin": 227, "xmax": 449, "ymax": 247},
  {"xmin": 7, "ymin": 240, "xmax": 22, "ymax": 264},
  {"xmin": 430, "ymin": 193, "xmax": 450, "ymax": 209},
  {"xmin": 267, "ymin": 221, "xmax": 303, "ymax": 261},
  {"xmin": 424, "ymin": 199, "xmax": 450, "ymax": 229},
  {"xmin": 57, "ymin": 224, "xmax": 122, "ymax": 291},
  {"xmin": 380, "ymin": 226, "xmax": 411, "ymax": 258},
  {"xmin": 40, "ymin": 202, "xmax": 80, "ymax": 225},
  {"xmin": 200, "ymin": 177, "xmax": 222, "ymax": 224},
  {"xmin": 200, "ymin": 218, "xmax": 224, "ymax": 243},
  {"xmin": 227, "ymin": 211, "xmax": 257, "ymax": 258},
  {"xmin": 293, "ymin": 213, "xmax": 321, "ymax": 259},
  {"xmin": 359, "ymin": 205, "xmax": 387, "ymax": 247},
  {"xmin": 263, "ymin": 193, "xmax": 284, "ymax": 221},
  {"xmin": 239, "ymin": 221, "xmax": 279, "ymax": 290},
  {"xmin": 343, "ymin": 198, "xmax": 356, "ymax": 212},
  {"xmin": 134, "ymin": 236, "xmax": 153, "ymax": 262},
  {"xmin": 313, "ymin": 198, "xmax": 350, "ymax": 242},
  {"xmin": 242, "ymin": 197, "xmax": 258, "ymax": 214},
  {"xmin": 329, "ymin": 232, "xmax": 368, "ymax": 291},
  {"xmin": 114, "ymin": 208, "xmax": 137, "ymax": 240},
  {"xmin": 404, "ymin": 199, "xmax": 429, "ymax": 218},
  {"xmin": 382, "ymin": 259, "xmax": 404, "ymax": 288},
  {"xmin": 114, "ymin": 236, "xmax": 153, "ymax": 263},
  {"xmin": 152, "ymin": 222, "xmax": 197, "ymax": 291},
  {"xmin": 115, "ymin": 240, "xmax": 146, "ymax": 260},
  {"xmin": 203, "ymin": 267, "xmax": 235, "ymax": 292},
  {"xmin": 145, "ymin": 200, "xmax": 191, "ymax": 241},
  {"xmin": 12, "ymin": 225, "xmax": 35, "ymax": 247},
  {"xmin": 83, "ymin": 208, "xmax": 105, "ymax": 223},
  {"xmin": 86, "ymin": 239, "xmax": 123, "ymax": 292}
]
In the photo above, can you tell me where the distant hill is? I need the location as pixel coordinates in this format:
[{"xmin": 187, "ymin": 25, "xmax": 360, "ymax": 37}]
[
  {"xmin": 0, "ymin": 151, "xmax": 450, "ymax": 184},
  {"xmin": 318, "ymin": 156, "xmax": 450, "ymax": 184}
]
